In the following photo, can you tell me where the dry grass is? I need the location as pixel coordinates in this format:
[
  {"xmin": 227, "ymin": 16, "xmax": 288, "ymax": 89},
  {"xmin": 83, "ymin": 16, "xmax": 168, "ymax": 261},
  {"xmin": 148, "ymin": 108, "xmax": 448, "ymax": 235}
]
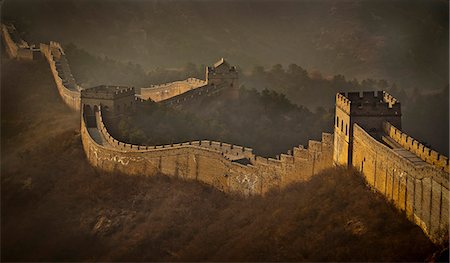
[{"xmin": 1, "ymin": 57, "xmax": 438, "ymax": 261}]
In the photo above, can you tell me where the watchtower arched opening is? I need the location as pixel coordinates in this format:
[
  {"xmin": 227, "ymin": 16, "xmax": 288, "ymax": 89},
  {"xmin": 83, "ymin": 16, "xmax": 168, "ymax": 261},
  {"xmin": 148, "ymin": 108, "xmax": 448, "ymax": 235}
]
[{"xmin": 83, "ymin": 104, "xmax": 96, "ymax": 128}]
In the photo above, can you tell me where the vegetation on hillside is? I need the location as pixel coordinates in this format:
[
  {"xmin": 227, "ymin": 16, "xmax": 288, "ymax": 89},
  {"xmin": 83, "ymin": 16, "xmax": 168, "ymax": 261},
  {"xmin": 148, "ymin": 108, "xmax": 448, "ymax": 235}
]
[
  {"xmin": 242, "ymin": 64, "xmax": 449, "ymax": 155},
  {"xmin": 104, "ymin": 87, "xmax": 334, "ymax": 157},
  {"xmin": 1, "ymin": 45, "xmax": 445, "ymax": 262},
  {"xmin": 3, "ymin": 0, "xmax": 448, "ymax": 155},
  {"xmin": 65, "ymin": 43, "xmax": 204, "ymax": 89},
  {"xmin": 3, "ymin": 0, "xmax": 448, "ymax": 94}
]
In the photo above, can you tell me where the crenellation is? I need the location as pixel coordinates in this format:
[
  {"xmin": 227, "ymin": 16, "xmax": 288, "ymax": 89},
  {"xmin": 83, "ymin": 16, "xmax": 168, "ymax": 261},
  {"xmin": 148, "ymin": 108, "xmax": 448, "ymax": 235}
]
[
  {"xmin": 233, "ymin": 145, "xmax": 243, "ymax": 151},
  {"xmin": 280, "ymin": 154, "xmax": 294, "ymax": 164},
  {"xmin": 267, "ymin": 158, "xmax": 282, "ymax": 166},
  {"xmin": 24, "ymin": 19, "xmax": 446, "ymax": 244},
  {"xmin": 383, "ymin": 122, "xmax": 448, "ymax": 172},
  {"xmin": 308, "ymin": 140, "xmax": 322, "ymax": 152},
  {"xmin": 335, "ymin": 93, "xmax": 351, "ymax": 114},
  {"xmin": 293, "ymin": 145, "xmax": 309, "ymax": 160}
]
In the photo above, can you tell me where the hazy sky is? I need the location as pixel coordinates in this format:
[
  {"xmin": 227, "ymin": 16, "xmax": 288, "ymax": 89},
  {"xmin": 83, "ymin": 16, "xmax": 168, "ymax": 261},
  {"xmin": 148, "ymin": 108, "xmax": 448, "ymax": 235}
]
[{"xmin": 3, "ymin": 0, "xmax": 448, "ymax": 91}]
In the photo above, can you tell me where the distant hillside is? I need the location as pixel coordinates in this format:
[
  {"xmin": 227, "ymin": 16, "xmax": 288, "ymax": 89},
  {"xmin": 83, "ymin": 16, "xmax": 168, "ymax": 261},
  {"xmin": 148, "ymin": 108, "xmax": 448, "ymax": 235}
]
[
  {"xmin": 104, "ymin": 88, "xmax": 333, "ymax": 157},
  {"xmin": 2, "ymin": 0, "xmax": 448, "ymax": 92},
  {"xmin": 1, "ymin": 46, "xmax": 441, "ymax": 262}
]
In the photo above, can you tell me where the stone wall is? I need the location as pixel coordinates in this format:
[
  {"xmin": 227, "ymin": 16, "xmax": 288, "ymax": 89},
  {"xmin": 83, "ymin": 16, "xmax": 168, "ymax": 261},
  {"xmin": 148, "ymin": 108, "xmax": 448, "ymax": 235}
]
[
  {"xmin": 140, "ymin": 78, "xmax": 207, "ymax": 102},
  {"xmin": 384, "ymin": 122, "xmax": 449, "ymax": 172},
  {"xmin": 352, "ymin": 124, "xmax": 449, "ymax": 244},
  {"xmin": 161, "ymin": 82, "xmax": 224, "ymax": 107},
  {"xmin": 40, "ymin": 42, "xmax": 81, "ymax": 111},
  {"xmin": 1, "ymin": 23, "xmax": 35, "ymax": 60},
  {"xmin": 81, "ymin": 105, "xmax": 334, "ymax": 196},
  {"xmin": 1, "ymin": 24, "xmax": 19, "ymax": 58},
  {"xmin": 334, "ymin": 103, "xmax": 351, "ymax": 166}
]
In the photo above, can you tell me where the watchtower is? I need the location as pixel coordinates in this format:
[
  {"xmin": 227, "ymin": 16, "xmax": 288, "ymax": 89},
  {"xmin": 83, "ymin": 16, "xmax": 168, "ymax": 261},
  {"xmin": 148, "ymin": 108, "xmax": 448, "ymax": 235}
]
[
  {"xmin": 81, "ymin": 85, "xmax": 136, "ymax": 115},
  {"xmin": 333, "ymin": 91, "xmax": 402, "ymax": 166},
  {"xmin": 206, "ymin": 58, "xmax": 239, "ymax": 98}
]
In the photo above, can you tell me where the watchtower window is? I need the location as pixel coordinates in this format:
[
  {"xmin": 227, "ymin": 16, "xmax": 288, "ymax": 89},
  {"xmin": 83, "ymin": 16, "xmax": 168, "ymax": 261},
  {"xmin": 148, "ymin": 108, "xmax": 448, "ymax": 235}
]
[
  {"xmin": 345, "ymin": 124, "xmax": 348, "ymax": 135},
  {"xmin": 341, "ymin": 120, "xmax": 343, "ymax": 132},
  {"xmin": 336, "ymin": 116, "xmax": 339, "ymax": 127}
]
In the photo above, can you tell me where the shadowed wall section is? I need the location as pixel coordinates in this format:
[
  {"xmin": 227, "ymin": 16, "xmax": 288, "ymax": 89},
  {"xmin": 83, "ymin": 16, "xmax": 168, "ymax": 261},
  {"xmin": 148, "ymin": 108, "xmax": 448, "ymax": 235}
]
[
  {"xmin": 2, "ymin": 23, "xmax": 447, "ymax": 245},
  {"xmin": 40, "ymin": 42, "xmax": 80, "ymax": 111},
  {"xmin": 1, "ymin": 23, "xmax": 38, "ymax": 60},
  {"xmin": 139, "ymin": 78, "xmax": 207, "ymax": 102},
  {"xmin": 352, "ymin": 124, "xmax": 448, "ymax": 244},
  {"xmin": 81, "ymin": 105, "xmax": 334, "ymax": 196}
]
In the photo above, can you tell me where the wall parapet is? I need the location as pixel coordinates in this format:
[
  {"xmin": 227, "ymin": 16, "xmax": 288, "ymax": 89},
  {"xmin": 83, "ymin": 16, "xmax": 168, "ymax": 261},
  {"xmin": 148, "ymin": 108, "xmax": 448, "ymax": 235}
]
[
  {"xmin": 383, "ymin": 122, "xmax": 449, "ymax": 172},
  {"xmin": 140, "ymin": 78, "xmax": 207, "ymax": 102},
  {"xmin": 40, "ymin": 42, "xmax": 81, "ymax": 110},
  {"xmin": 337, "ymin": 91, "xmax": 401, "ymax": 117},
  {"xmin": 82, "ymin": 104, "xmax": 334, "ymax": 195},
  {"xmin": 352, "ymin": 123, "xmax": 448, "ymax": 244},
  {"xmin": 1, "ymin": 23, "xmax": 37, "ymax": 60},
  {"xmin": 336, "ymin": 93, "xmax": 351, "ymax": 114}
]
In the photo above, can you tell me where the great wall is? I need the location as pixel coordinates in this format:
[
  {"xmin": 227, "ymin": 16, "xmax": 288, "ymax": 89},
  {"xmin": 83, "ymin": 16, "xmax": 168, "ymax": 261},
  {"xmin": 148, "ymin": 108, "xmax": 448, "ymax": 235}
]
[{"xmin": 1, "ymin": 23, "xmax": 448, "ymax": 245}]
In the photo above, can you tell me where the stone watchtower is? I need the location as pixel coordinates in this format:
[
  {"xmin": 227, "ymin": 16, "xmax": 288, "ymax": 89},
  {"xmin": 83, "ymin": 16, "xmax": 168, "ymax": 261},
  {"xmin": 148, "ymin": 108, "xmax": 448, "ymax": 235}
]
[
  {"xmin": 206, "ymin": 58, "xmax": 239, "ymax": 98},
  {"xmin": 81, "ymin": 85, "xmax": 136, "ymax": 115},
  {"xmin": 333, "ymin": 91, "xmax": 401, "ymax": 166}
]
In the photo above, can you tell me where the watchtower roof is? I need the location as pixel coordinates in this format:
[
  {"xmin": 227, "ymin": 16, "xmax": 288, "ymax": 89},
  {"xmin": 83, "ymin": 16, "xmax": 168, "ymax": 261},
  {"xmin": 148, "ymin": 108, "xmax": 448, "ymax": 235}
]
[
  {"xmin": 207, "ymin": 58, "xmax": 236, "ymax": 73},
  {"xmin": 213, "ymin": 58, "xmax": 229, "ymax": 68},
  {"xmin": 336, "ymin": 90, "xmax": 401, "ymax": 116}
]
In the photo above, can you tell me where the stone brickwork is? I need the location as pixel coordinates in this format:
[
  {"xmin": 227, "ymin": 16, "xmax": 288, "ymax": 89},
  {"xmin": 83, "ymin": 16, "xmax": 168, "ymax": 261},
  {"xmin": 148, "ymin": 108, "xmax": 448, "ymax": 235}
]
[
  {"xmin": 1, "ymin": 23, "xmax": 39, "ymax": 60},
  {"xmin": 81, "ymin": 104, "xmax": 334, "ymax": 196},
  {"xmin": 139, "ymin": 78, "xmax": 207, "ymax": 102},
  {"xmin": 81, "ymin": 85, "xmax": 136, "ymax": 114},
  {"xmin": 334, "ymin": 91, "xmax": 402, "ymax": 166},
  {"xmin": 206, "ymin": 58, "xmax": 239, "ymax": 99},
  {"xmin": 352, "ymin": 124, "xmax": 448, "ymax": 244},
  {"xmin": 40, "ymin": 42, "xmax": 81, "ymax": 111},
  {"xmin": 335, "ymin": 91, "xmax": 449, "ymax": 244},
  {"xmin": 7, "ymin": 22, "xmax": 446, "ymax": 245},
  {"xmin": 139, "ymin": 58, "xmax": 238, "ymax": 103},
  {"xmin": 384, "ymin": 122, "xmax": 449, "ymax": 172}
]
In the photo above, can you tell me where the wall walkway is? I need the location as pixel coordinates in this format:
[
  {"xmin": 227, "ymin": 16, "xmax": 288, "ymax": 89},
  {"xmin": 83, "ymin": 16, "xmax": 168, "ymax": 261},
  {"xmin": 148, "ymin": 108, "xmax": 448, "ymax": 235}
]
[
  {"xmin": 81, "ymin": 105, "xmax": 334, "ymax": 195},
  {"xmin": 352, "ymin": 124, "xmax": 448, "ymax": 244}
]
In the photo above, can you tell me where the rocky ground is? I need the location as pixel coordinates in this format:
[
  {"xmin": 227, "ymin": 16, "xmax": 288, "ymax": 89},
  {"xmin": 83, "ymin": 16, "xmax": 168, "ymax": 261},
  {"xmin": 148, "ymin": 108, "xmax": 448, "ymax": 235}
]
[{"xmin": 1, "ymin": 57, "xmax": 441, "ymax": 261}]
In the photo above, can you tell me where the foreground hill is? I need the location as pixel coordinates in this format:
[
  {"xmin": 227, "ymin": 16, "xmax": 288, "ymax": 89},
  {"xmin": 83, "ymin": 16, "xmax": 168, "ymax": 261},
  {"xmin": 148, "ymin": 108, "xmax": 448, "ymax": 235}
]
[{"xmin": 1, "ymin": 58, "xmax": 438, "ymax": 261}]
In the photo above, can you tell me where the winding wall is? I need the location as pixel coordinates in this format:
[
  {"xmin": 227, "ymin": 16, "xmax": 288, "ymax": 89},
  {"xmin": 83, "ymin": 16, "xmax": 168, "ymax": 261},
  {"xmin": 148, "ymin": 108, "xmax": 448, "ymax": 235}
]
[
  {"xmin": 140, "ymin": 78, "xmax": 207, "ymax": 102},
  {"xmin": 82, "ymin": 105, "xmax": 334, "ymax": 195},
  {"xmin": 40, "ymin": 42, "xmax": 81, "ymax": 111},
  {"xmin": 352, "ymin": 124, "xmax": 448, "ymax": 243},
  {"xmin": 3, "ymin": 23, "xmax": 447, "ymax": 244},
  {"xmin": 384, "ymin": 122, "xmax": 449, "ymax": 172}
]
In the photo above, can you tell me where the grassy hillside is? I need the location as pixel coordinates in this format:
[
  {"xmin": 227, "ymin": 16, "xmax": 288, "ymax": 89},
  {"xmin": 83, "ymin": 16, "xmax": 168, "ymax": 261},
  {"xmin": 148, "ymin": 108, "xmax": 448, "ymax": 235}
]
[
  {"xmin": 105, "ymin": 88, "xmax": 333, "ymax": 157},
  {"xmin": 1, "ymin": 55, "xmax": 441, "ymax": 261}
]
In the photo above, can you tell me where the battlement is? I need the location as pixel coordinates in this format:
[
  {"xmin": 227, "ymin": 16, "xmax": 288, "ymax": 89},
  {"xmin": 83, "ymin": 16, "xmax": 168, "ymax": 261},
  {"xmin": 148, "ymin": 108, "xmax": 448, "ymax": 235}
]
[
  {"xmin": 147, "ymin": 78, "xmax": 207, "ymax": 89},
  {"xmin": 383, "ymin": 122, "xmax": 449, "ymax": 172},
  {"xmin": 335, "ymin": 93, "xmax": 351, "ymax": 114},
  {"xmin": 81, "ymin": 85, "xmax": 135, "ymax": 100},
  {"xmin": 206, "ymin": 58, "xmax": 238, "ymax": 91},
  {"xmin": 9, "ymin": 20, "xmax": 448, "ymax": 244},
  {"xmin": 337, "ymin": 91, "xmax": 401, "ymax": 116},
  {"xmin": 382, "ymin": 91, "xmax": 399, "ymax": 107},
  {"xmin": 49, "ymin": 41, "xmax": 64, "ymax": 54},
  {"xmin": 140, "ymin": 78, "xmax": 207, "ymax": 102}
]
